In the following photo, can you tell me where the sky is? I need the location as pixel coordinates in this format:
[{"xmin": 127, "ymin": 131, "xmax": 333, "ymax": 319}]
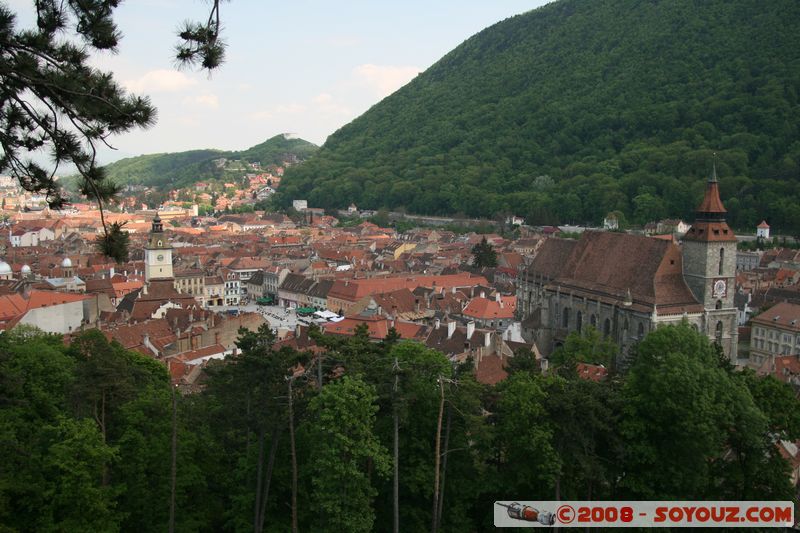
[{"xmin": 8, "ymin": 0, "xmax": 551, "ymax": 163}]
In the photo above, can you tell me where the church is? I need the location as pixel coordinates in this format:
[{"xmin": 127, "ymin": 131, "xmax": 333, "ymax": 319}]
[{"xmin": 516, "ymin": 170, "xmax": 738, "ymax": 363}]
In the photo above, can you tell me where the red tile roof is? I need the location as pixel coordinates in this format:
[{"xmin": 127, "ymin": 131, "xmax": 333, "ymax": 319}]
[
  {"xmin": 462, "ymin": 296, "xmax": 516, "ymax": 320},
  {"xmin": 576, "ymin": 362, "xmax": 608, "ymax": 382}
]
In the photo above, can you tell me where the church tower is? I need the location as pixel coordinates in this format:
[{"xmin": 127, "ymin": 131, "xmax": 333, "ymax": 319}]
[
  {"xmin": 144, "ymin": 214, "xmax": 173, "ymax": 282},
  {"xmin": 682, "ymin": 163, "xmax": 738, "ymax": 358}
]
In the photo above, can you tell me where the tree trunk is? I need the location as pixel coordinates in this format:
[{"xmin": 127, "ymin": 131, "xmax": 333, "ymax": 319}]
[
  {"xmin": 436, "ymin": 405, "xmax": 452, "ymax": 531},
  {"xmin": 253, "ymin": 427, "xmax": 265, "ymax": 533},
  {"xmin": 169, "ymin": 385, "xmax": 177, "ymax": 533},
  {"xmin": 317, "ymin": 353, "xmax": 323, "ymax": 389},
  {"xmin": 393, "ymin": 360, "xmax": 400, "ymax": 533},
  {"xmin": 100, "ymin": 391, "xmax": 108, "ymax": 486},
  {"xmin": 431, "ymin": 376, "xmax": 445, "ymax": 533},
  {"xmin": 257, "ymin": 425, "xmax": 282, "ymax": 533},
  {"xmin": 288, "ymin": 379, "xmax": 298, "ymax": 533}
]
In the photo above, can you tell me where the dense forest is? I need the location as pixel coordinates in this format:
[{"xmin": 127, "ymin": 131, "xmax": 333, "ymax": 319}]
[
  {"xmin": 2, "ymin": 323, "xmax": 798, "ymax": 532},
  {"xmin": 81, "ymin": 135, "xmax": 317, "ymax": 191},
  {"xmin": 275, "ymin": 0, "xmax": 800, "ymax": 234}
]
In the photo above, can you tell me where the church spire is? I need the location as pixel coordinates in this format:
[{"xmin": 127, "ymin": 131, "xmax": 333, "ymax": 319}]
[
  {"xmin": 682, "ymin": 157, "xmax": 736, "ymax": 242},
  {"xmin": 694, "ymin": 154, "xmax": 727, "ymax": 221}
]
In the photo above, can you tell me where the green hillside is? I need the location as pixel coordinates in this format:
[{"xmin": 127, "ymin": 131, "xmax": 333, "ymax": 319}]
[
  {"xmin": 276, "ymin": 0, "xmax": 800, "ymax": 233},
  {"xmin": 92, "ymin": 134, "xmax": 317, "ymax": 190}
]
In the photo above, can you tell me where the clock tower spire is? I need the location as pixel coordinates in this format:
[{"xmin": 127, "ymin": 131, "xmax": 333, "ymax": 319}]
[
  {"xmin": 144, "ymin": 214, "xmax": 173, "ymax": 282},
  {"xmin": 682, "ymin": 159, "xmax": 738, "ymax": 357}
]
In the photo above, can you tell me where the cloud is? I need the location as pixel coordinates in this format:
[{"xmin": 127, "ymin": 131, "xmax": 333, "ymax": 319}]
[
  {"xmin": 183, "ymin": 93, "xmax": 220, "ymax": 109},
  {"xmin": 123, "ymin": 69, "xmax": 197, "ymax": 93},
  {"xmin": 249, "ymin": 103, "xmax": 307, "ymax": 121},
  {"xmin": 353, "ymin": 64, "xmax": 420, "ymax": 97},
  {"xmin": 311, "ymin": 93, "xmax": 352, "ymax": 116},
  {"xmin": 313, "ymin": 92, "xmax": 333, "ymax": 105}
]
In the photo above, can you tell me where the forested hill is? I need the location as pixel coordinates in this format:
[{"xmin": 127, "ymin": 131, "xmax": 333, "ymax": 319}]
[
  {"xmin": 91, "ymin": 134, "xmax": 317, "ymax": 190},
  {"xmin": 276, "ymin": 0, "xmax": 800, "ymax": 233}
]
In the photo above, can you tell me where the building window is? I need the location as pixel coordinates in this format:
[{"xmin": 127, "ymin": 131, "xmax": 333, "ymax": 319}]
[
  {"xmin": 603, "ymin": 318, "xmax": 611, "ymax": 337},
  {"xmin": 562, "ymin": 307, "xmax": 570, "ymax": 328},
  {"xmin": 715, "ymin": 321, "xmax": 723, "ymax": 344},
  {"xmin": 715, "ymin": 300, "xmax": 722, "ymax": 310},
  {"xmin": 576, "ymin": 311, "xmax": 583, "ymax": 332},
  {"xmin": 590, "ymin": 314, "xmax": 597, "ymax": 328},
  {"xmin": 637, "ymin": 322, "xmax": 645, "ymax": 338}
]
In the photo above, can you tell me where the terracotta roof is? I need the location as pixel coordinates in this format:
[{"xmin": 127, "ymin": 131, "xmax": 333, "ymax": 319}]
[
  {"xmin": 547, "ymin": 231, "xmax": 702, "ymax": 314},
  {"xmin": 758, "ymin": 220, "xmax": 770, "ymax": 229},
  {"xmin": 474, "ymin": 354, "xmax": 508, "ymax": 385},
  {"xmin": 773, "ymin": 355, "xmax": 800, "ymax": 384},
  {"xmin": 523, "ymin": 238, "xmax": 577, "ymax": 280},
  {"xmin": 328, "ymin": 273, "xmax": 488, "ymax": 303},
  {"xmin": 576, "ymin": 362, "xmax": 608, "ymax": 382},
  {"xmin": 462, "ymin": 296, "xmax": 516, "ymax": 320},
  {"xmin": 751, "ymin": 302, "xmax": 800, "ymax": 332}
]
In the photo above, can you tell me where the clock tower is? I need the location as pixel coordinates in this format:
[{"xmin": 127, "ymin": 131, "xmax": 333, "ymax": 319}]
[
  {"xmin": 144, "ymin": 214, "xmax": 173, "ymax": 282},
  {"xmin": 682, "ymin": 162, "xmax": 738, "ymax": 357}
]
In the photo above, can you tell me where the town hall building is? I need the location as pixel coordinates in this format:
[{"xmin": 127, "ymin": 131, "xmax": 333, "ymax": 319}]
[{"xmin": 517, "ymin": 169, "xmax": 738, "ymax": 363}]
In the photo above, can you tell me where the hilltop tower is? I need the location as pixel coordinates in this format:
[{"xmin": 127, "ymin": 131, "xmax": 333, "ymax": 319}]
[
  {"xmin": 144, "ymin": 214, "xmax": 173, "ymax": 282},
  {"xmin": 682, "ymin": 163, "xmax": 738, "ymax": 358}
]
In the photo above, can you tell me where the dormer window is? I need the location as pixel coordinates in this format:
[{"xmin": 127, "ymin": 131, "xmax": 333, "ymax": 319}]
[{"xmin": 157, "ymin": 240, "xmax": 162, "ymax": 247}]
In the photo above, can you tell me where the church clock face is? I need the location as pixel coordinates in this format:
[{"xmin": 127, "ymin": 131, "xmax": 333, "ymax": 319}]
[
  {"xmin": 157, "ymin": 254, "xmax": 164, "ymax": 261},
  {"xmin": 713, "ymin": 279, "xmax": 727, "ymax": 298}
]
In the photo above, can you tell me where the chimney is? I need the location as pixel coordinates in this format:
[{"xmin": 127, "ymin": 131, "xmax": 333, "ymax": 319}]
[
  {"xmin": 484, "ymin": 331, "xmax": 491, "ymax": 347},
  {"xmin": 495, "ymin": 292, "xmax": 501, "ymax": 303},
  {"xmin": 466, "ymin": 320, "xmax": 475, "ymax": 339},
  {"xmin": 447, "ymin": 320, "xmax": 456, "ymax": 339},
  {"xmin": 434, "ymin": 318, "xmax": 441, "ymax": 330}
]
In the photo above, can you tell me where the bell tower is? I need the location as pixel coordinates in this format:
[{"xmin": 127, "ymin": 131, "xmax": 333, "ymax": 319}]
[
  {"xmin": 144, "ymin": 214, "xmax": 173, "ymax": 282},
  {"xmin": 682, "ymin": 161, "xmax": 738, "ymax": 357}
]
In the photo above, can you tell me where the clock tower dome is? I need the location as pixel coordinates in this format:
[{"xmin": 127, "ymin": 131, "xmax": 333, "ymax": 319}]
[
  {"xmin": 682, "ymin": 162, "xmax": 738, "ymax": 357},
  {"xmin": 144, "ymin": 214, "xmax": 173, "ymax": 282}
]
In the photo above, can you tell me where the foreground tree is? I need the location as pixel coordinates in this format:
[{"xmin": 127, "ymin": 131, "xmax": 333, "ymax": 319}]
[
  {"xmin": 0, "ymin": 3, "xmax": 156, "ymax": 259},
  {"xmin": 305, "ymin": 376, "xmax": 391, "ymax": 533},
  {"xmin": 620, "ymin": 323, "xmax": 795, "ymax": 499},
  {"xmin": 0, "ymin": 1, "xmax": 228, "ymax": 261}
]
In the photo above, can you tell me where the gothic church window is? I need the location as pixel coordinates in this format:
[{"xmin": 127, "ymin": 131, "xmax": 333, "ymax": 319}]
[
  {"xmin": 562, "ymin": 307, "xmax": 570, "ymax": 328},
  {"xmin": 718, "ymin": 247, "xmax": 724, "ymax": 276},
  {"xmin": 576, "ymin": 311, "xmax": 583, "ymax": 332},
  {"xmin": 603, "ymin": 318, "xmax": 611, "ymax": 337}
]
